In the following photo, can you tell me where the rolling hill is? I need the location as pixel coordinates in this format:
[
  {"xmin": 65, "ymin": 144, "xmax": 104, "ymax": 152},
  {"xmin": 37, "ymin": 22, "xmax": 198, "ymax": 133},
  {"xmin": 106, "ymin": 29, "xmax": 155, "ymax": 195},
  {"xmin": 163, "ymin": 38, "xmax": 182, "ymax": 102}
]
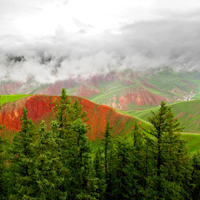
[
  {"xmin": 0, "ymin": 95, "xmax": 150, "ymax": 141},
  {"xmin": 0, "ymin": 94, "xmax": 200, "ymax": 153},
  {"xmin": 1, "ymin": 68, "xmax": 200, "ymax": 111},
  {"xmin": 125, "ymin": 100, "xmax": 200, "ymax": 133}
]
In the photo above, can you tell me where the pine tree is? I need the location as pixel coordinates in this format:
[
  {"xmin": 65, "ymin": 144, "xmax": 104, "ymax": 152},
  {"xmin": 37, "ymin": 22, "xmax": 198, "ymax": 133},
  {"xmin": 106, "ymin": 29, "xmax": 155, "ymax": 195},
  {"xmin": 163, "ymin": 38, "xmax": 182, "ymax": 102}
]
[
  {"xmin": 53, "ymin": 88, "xmax": 87, "ymax": 135},
  {"xmin": 53, "ymin": 88, "xmax": 72, "ymax": 136},
  {"xmin": 131, "ymin": 122, "xmax": 147, "ymax": 199},
  {"xmin": 8, "ymin": 107, "xmax": 36, "ymax": 199},
  {"xmin": 0, "ymin": 97, "xmax": 9, "ymax": 199},
  {"xmin": 102, "ymin": 121, "xmax": 114, "ymax": 200},
  {"xmin": 93, "ymin": 148, "xmax": 106, "ymax": 200},
  {"xmin": 0, "ymin": 136, "xmax": 8, "ymax": 199},
  {"xmin": 113, "ymin": 137, "xmax": 134, "ymax": 200},
  {"xmin": 54, "ymin": 88, "xmax": 89, "ymax": 195},
  {"xmin": 145, "ymin": 101, "xmax": 191, "ymax": 199},
  {"xmin": 190, "ymin": 150, "xmax": 200, "ymax": 200},
  {"xmin": 67, "ymin": 119, "xmax": 98, "ymax": 200},
  {"xmin": 103, "ymin": 121, "xmax": 112, "ymax": 180},
  {"xmin": 31, "ymin": 121, "xmax": 67, "ymax": 200},
  {"xmin": 54, "ymin": 88, "xmax": 97, "ymax": 199}
]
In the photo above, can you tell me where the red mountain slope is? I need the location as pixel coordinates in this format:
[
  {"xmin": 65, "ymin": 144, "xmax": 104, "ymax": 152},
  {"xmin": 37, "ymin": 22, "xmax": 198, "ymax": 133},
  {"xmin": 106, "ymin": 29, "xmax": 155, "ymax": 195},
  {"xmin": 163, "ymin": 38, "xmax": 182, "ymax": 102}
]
[{"xmin": 0, "ymin": 95, "xmax": 137, "ymax": 141}]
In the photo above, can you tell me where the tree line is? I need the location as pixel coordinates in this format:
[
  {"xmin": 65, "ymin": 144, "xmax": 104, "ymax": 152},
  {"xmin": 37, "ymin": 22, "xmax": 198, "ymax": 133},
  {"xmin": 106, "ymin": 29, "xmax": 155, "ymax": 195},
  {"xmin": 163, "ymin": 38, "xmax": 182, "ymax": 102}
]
[{"xmin": 0, "ymin": 88, "xmax": 200, "ymax": 199}]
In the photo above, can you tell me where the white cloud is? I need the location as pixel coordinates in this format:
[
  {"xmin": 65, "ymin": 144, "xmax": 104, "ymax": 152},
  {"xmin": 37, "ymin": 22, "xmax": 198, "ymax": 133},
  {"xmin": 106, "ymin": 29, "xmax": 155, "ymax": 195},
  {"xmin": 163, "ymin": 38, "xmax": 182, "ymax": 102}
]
[{"xmin": 0, "ymin": 1, "xmax": 200, "ymax": 83}]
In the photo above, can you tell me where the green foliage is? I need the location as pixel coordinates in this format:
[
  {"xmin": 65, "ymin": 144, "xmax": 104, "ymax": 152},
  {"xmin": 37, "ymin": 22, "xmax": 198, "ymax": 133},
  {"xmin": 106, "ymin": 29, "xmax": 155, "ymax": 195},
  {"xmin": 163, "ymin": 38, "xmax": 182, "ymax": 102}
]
[
  {"xmin": 54, "ymin": 88, "xmax": 98, "ymax": 199},
  {"xmin": 8, "ymin": 107, "xmax": 36, "ymax": 199},
  {"xmin": 191, "ymin": 150, "xmax": 200, "ymax": 200},
  {"xmin": 3, "ymin": 90, "xmax": 199, "ymax": 199},
  {"xmin": 131, "ymin": 122, "xmax": 147, "ymax": 199},
  {"xmin": 68, "ymin": 119, "xmax": 98, "ymax": 199},
  {"xmin": 53, "ymin": 88, "xmax": 87, "ymax": 133},
  {"xmin": 112, "ymin": 137, "xmax": 135, "ymax": 200},
  {"xmin": 145, "ymin": 101, "xmax": 191, "ymax": 199},
  {"xmin": 0, "ymin": 137, "xmax": 9, "ymax": 199},
  {"xmin": 93, "ymin": 148, "xmax": 106, "ymax": 200},
  {"xmin": 31, "ymin": 121, "xmax": 67, "ymax": 199}
]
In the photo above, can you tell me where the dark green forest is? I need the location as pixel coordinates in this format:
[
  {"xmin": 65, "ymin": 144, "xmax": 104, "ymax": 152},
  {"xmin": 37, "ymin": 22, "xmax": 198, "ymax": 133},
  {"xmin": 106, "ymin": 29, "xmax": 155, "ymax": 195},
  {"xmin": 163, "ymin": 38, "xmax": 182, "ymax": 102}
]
[{"xmin": 0, "ymin": 88, "xmax": 200, "ymax": 199}]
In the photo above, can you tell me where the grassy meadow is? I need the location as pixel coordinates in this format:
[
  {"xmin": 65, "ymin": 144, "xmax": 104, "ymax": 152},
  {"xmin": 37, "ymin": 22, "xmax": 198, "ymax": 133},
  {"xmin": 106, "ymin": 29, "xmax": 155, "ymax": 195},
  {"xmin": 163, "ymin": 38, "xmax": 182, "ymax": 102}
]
[{"xmin": 0, "ymin": 94, "xmax": 31, "ymax": 105}]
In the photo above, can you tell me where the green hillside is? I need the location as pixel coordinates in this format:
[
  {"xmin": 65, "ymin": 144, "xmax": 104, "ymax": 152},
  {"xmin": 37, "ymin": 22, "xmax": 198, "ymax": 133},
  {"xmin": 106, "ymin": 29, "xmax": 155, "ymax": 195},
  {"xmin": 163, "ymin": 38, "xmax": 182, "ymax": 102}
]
[
  {"xmin": 125, "ymin": 100, "xmax": 200, "ymax": 133},
  {"xmin": 192, "ymin": 94, "xmax": 200, "ymax": 100},
  {"xmin": 0, "ymin": 94, "xmax": 31, "ymax": 105},
  {"xmin": 181, "ymin": 133, "xmax": 200, "ymax": 154},
  {"xmin": 2, "ymin": 69, "xmax": 200, "ymax": 111},
  {"xmin": 79, "ymin": 69, "xmax": 200, "ymax": 110}
]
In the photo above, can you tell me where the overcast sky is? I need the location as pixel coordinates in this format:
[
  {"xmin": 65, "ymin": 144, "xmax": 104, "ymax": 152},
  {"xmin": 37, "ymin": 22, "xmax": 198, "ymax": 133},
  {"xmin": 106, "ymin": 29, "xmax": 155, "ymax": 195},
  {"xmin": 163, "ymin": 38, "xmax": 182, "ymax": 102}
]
[{"xmin": 0, "ymin": 0, "xmax": 200, "ymax": 83}]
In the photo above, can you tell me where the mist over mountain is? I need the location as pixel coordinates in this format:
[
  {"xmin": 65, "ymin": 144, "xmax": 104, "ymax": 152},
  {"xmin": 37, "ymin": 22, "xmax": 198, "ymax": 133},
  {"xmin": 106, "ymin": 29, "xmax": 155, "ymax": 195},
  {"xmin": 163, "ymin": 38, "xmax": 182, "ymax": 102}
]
[{"xmin": 0, "ymin": 18, "xmax": 200, "ymax": 84}]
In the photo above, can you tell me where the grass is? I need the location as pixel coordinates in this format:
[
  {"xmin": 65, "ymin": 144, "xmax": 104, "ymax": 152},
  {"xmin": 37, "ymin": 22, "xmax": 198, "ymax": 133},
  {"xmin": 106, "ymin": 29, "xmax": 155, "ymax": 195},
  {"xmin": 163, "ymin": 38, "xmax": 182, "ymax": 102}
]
[
  {"xmin": 88, "ymin": 82, "xmax": 139, "ymax": 104},
  {"xmin": 124, "ymin": 100, "xmax": 200, "ymax": 133},
  {"xmin": 192, "ymin": 94, "xmax": 200, "ymax": 100},
  {"xmin": 0, "ymin": 94, "xmax": 31, "ymax": 105},
  {"xmin": 181, "ymin": 133, "xmax": 200, "ymax": 155}
]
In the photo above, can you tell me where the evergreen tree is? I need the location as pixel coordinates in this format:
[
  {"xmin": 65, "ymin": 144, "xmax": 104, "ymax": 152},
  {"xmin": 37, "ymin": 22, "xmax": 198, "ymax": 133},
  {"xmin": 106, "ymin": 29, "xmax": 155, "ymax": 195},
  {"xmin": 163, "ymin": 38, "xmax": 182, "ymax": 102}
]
[
  {"xmin": 93, "ymin": 148, "xmax": 106, "ymax": 200},
  {"xmin": 54, "ymin": 88, "xmax": 97, "ymax": 199},
  {"xmin": 113, "ymin": 137, "xmax": 134, "ymax": 200},
  {"xmin": 0, "ymin": 97, "xmax": 9, "ymax": 199},
  {"xmin": 8, "ymin": 107, "xmax": 36, "ymax": 199},
  {"xmin": 190, "ymin": 150, "xmax": 200, "ymax": 200},
  {"xmin": 145, "ymin": 101, "xmax": 191, "ymax": 199},
  {"xmin": 66, "ymin": 119, "xmax": 98, "ymax": 200},
  {"xmin": 0, "ymin": 135, "xmax": 8, "ymax": 199},
  {"xmin": 31, "ymin": 121, "xmax": 67, "ymax": 200},
  {"xmin": 102, "ymin": 121, "xmax": 114, "ymax": 200},
  {"xmin": 53, "ymin": 88, "xmax": 87, "ymax": 136},
  {"xmin": 131, "ymin": 122, "xmax": 147, "ymax": 199}
]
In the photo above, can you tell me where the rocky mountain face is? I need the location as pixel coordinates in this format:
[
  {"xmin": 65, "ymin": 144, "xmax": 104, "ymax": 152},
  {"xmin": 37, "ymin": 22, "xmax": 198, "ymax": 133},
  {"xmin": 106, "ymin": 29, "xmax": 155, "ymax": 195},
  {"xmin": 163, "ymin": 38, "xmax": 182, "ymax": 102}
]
[
  {"xmin": 0, "ymin": 69, "xmax": 199, "ymax": 111},
  {"xmin": 0, "ymin": 95, "xmax": 137, "ymax": 141}
]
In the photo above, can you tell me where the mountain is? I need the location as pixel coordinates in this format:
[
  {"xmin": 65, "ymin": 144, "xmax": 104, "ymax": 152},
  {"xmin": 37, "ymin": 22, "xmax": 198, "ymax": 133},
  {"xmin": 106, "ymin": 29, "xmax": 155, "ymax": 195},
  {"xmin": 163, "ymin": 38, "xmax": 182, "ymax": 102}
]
[
  {"xmin": 1, "ymin": 94, "xmax": 200, "ymax": 153},
  {"xmin": 1, "ymin": 68, "xmax": 200, "ymax": 111},
  {"xmin": 0, "ymin": 95, "xmax": 149, "ymax": 141}
]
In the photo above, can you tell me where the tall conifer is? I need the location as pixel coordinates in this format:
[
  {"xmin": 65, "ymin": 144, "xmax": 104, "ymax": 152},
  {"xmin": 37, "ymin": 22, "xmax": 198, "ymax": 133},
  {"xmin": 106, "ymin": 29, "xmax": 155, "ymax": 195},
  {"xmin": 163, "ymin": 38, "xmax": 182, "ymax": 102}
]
[
  {"xmin": 31, "ymin": 121, "xmax": 67, "ymax": 199},
  {"xmin": 0, "ymin": 135, "xmax": 8, "ymax": 199},
  {"xmin": 54, "ymin": 88, "xmax": 97, "ymax": 199},
  {"xmin": 102, "ymin": 121, "xmax": 113, "ymax": 199},
  {"xmin": 191, "ymin": 150, "xmax": 200, "ymax": 199},
  {"xmin": 145, "ymin": 101, "xmax": 191, "ymax": 199},
  {"xmin": 9, "ymin": 108, "xmax": 36, "ymax": 199}
]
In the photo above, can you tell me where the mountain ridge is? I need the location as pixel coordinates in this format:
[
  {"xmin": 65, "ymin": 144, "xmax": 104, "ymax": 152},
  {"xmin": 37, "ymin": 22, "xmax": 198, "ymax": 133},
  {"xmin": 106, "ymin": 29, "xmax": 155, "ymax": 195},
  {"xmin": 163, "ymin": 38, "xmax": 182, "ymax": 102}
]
[
  {"xmin": 1, "ymin": 69, "xmax": 200, "ymax": 111},
  {"xmin": 0, "ymin": 95, "xmax": 146, "ymax": 141}
]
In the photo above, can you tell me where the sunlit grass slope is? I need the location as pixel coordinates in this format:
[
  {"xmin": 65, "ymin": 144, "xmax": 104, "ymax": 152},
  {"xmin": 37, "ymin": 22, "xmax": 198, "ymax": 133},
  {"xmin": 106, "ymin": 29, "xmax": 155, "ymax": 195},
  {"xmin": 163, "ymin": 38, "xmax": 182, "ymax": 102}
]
[
  {"xmin": 125, "ymin": 100, "xmax": 200, "ymax": 133},
  {"xmin": 181, "ymin": 133, "xmax": 200, "ymax": 154},
  {"xmin": 192, "ymin": 94, "xmax": 200, "ymax": 100},
  {"xmin": 0, "ymin": 94, "xmax": 31, "ymax": 105}
]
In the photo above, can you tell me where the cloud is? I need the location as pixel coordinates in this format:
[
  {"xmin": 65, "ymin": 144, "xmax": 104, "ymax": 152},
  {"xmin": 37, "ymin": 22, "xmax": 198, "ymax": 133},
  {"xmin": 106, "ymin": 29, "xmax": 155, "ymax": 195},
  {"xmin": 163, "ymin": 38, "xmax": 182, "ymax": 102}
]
[{"xmin": 0, "ymin": 17, "xmax": 200, "ymax": 83}]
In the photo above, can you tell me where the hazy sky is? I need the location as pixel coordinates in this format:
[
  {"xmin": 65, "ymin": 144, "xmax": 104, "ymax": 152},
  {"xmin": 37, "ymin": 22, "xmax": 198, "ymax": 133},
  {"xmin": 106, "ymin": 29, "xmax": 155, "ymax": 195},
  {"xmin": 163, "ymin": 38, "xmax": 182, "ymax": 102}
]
[{"xmin": 0, "ymin": 0, "xmax": 200, "ymax": 83}]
